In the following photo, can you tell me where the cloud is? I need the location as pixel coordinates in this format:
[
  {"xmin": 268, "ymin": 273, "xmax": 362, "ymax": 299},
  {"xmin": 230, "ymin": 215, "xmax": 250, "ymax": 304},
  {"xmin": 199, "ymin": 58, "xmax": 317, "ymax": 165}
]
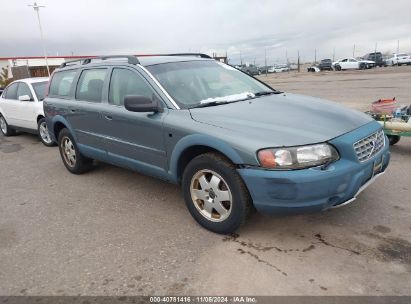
[{"xmin": 2, "ymin": 0, "xmax": 411, "ymax": 64}]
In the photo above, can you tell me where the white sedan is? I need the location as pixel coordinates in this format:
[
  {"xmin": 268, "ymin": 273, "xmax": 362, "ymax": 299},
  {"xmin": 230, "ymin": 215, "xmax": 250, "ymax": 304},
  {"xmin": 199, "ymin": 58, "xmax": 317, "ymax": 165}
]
[
  {"xmin": 386, "ymin": 53, "xmax": 411, "ymax": 66},
  {"xmin": 332, "ymin": 58, "xmax": 375, "ymax": 70},
  {"xmin": 0, "ymin": 77, "xmax": 55, "ymax": 146}
]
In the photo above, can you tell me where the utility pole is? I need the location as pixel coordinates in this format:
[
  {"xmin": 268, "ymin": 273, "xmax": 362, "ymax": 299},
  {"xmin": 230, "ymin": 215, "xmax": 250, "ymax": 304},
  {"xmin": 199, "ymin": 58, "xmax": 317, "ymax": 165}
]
[
  {"xmin": 297, "ymin": 50, "xmax": 300, "ymax": 72},
  {"xmin": 332, "ymin": 47, "xmax": 335, "ymax": 62},
  {"xmin": 28, "ymin": 2, "xmax": 50, "ymax": 76},
  {"xmin": 352, "ymin": 44, "xmax": 356, "ymax": 58},
  {"xmin": 264, "ymin": 48, "xmax": 268, "ymax": 77},
  {"xmin": 314, "ymin": 48, "xmax": 317, "ymax": 64},
  {"xmin": 240, "ymin": 50, "xmax": 243, "ymax": 66}
]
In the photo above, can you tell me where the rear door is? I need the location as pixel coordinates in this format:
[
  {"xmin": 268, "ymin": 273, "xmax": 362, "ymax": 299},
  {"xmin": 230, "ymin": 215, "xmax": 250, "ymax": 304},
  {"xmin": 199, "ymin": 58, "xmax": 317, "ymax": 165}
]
[
  {"xmin": 0, "ymin": 82, "xmax": 20, "ymax": 126},
  {"xmin": 99, "ymin": 67, "xmax": 168, "ymax": 172},
  {"xmin": 68, "ymin": 68, "xmax": 108, "ymax": 156}
]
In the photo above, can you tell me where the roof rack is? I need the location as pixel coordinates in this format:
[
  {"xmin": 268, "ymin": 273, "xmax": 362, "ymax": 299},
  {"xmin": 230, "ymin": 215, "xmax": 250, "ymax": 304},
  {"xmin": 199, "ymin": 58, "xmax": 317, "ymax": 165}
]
[
  {"xmin": 59, "ymin": 55, "xmax": 140, "ymax": 68},
  {"xmin": 137, "ymin": 53, "xmax": 212, "ymax": 59}
]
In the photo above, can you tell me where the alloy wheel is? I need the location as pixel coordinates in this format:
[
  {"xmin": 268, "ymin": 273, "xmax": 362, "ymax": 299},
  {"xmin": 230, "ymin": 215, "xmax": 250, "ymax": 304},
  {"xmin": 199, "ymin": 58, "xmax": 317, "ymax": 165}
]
[
  {"xmin": 61, "ymin": 136, "xmax": 76, "ymax": 167},
  {"xmin": 0, "ymin": 117, "xmax": 7, "ymax": 134},
  {"xmin": 190, "ymin": 169, "xmax": 232, "ymax": 222},
  {"xmin": 39, "ymin": 121, "xmax": 52, "ymax": 144}
]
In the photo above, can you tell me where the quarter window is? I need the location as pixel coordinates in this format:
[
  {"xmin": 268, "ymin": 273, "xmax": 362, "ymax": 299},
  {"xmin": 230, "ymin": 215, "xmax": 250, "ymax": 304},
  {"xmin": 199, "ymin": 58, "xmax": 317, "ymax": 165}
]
[
  {"xmin": 76, "ymin": 69, "xmax": 107, "ymax": 102},
  {"xmin": 109, "ymin": 68, "xmax": 155, "ymax": 106},
  {"xmin": 4, "ymin": 83, "xmax": 19, "ymax": 100},
  {"xmin": 49, "ymin": 70, "xmax": 77, "ymax": 97},
  {"xmin": 17, "ymin": 83, "xmax": 33, "ymax": 100}
]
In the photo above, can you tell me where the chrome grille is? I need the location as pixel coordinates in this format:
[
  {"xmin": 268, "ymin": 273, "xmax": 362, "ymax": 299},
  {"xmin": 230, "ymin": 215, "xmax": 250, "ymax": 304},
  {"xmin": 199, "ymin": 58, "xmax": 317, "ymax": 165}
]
[{"xmin": 353, "ymin": 129, "xmax": 385, "ymax": 162}]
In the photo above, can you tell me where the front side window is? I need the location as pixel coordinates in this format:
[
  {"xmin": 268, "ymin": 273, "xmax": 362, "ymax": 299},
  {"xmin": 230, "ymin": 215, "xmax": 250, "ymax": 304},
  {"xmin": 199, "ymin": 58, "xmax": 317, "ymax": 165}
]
[
  {"xmin": 4, "ymin": 83, "xmax": 19, "ymax": 100},
  {"xmin": 17, "ymin": 83, "xmax": 33, "ymax": 100},
  {"xmin": 76, "ymin": 69, "xmax": 107, "ymax": 102},
  {"xmin": 32, "ymin": 81, "xmax": 48, "ymax": 101},
  {"xmin": 49, "ymin": 70, "xmax": 77, "ymax": 97},
  {"xmin": 147, "ymin": 60, "xmax": 272, "ymax": 108},
  {"xmin": 109, "ymin": 68, "xmax": 155, "ymax": 106}
]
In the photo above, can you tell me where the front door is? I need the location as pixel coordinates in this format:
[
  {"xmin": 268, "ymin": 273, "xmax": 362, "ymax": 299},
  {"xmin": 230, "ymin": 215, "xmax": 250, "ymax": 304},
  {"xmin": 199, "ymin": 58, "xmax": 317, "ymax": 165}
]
[
  {"xmin": 100, "ymin": 67, "xmax": 168, "ymax": 175},
  {"xmin": 0, "ymin": 82, "xmax": 20, "ymax": 126},
  {"xmin": 15, "ymin": 82, "xmax": 37, "ymax": 129}
]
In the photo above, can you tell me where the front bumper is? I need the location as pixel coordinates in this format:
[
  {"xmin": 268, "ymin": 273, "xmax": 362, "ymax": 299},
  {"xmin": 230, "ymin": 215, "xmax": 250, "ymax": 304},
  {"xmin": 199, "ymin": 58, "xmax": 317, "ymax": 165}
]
[{"xmin": 238, "ymin": 122, "xmax": 390, "ymax": 214}]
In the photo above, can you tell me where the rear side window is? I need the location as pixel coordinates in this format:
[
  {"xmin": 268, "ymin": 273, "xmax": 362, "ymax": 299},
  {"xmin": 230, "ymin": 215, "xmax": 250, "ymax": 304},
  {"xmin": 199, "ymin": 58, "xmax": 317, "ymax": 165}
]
[
  {"xmin": 49, "ymin": 70, "xmax": 77, "ymax": 97},
  {"xmin": 4, "ymin": 83, "xmax": 19, "ymax": 100},
  {"xmin": 76, "ymin": 69, "xmax": 107, "ymax": 102},
  {"xmin": 109, "ymin": 68, "xmax": 154, "ymax": 106}
]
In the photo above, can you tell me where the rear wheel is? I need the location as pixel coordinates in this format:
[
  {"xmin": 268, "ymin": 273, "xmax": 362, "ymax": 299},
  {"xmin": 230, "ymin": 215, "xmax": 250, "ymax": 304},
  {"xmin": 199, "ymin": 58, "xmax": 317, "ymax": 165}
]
[
  {"xmin": 58, "ymin": 128, "xmax": 93, "ymax": 174},
  {"xmin": 0, "ymin": 115, "xmax": 15, "ymax": 136},
  {"xmin": 387, "ymin": 135, "xmax": 400, "ymax": 146},
  {"xmin": 335, "ymin": 65, "xmax": 342, "ymax": 71},
  {"xmin": 37, "ymin": 118, "xmax": 56, "ymax": 147},
  {"xmin": 182, "ymin": 152, "xmax": 252, "ymax": 234}
]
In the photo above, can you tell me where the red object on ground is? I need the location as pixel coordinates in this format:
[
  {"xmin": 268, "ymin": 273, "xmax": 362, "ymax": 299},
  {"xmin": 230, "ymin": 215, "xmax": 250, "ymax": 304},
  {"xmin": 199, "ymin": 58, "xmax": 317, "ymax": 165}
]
[{"xmin": 371, "ymin": 98, "xmax": 397, "ymax": 114}]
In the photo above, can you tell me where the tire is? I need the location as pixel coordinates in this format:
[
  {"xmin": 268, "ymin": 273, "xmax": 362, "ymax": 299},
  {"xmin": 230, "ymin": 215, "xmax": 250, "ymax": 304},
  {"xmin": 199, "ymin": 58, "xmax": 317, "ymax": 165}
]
[
  {"xmin": 0, "ymin": 115, "xmax": 16, "ymax": 136},
  {"xmin": 335, "ymin": 65, "xmax": 342, "ymax": 71},
  {"xmin": 182, "ymin": 152, "xmax": 252, "ymax": 234},
  {"xmin": 360, "ymin": 63, "xmax": 366, "ymax": 70},
  {"xmin": 58, "ymin": 128, "xmax": 93, "ymax": 174},
  {"xmin": 387, "ymin": 135, "xmax": 400, "ymax": 146},
  {"xmin": 37, "ymin": 118, "xmax": 56, "ymax": 147}
]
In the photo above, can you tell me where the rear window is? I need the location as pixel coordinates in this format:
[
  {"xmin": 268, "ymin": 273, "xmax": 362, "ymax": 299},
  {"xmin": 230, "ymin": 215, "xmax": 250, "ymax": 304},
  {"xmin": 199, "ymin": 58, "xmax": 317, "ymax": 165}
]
[
  {"xmin": 49, "ymin": 70, "xmax": 77, "ymax": 97},
  {"xmin": 4, "ymin": 83, "xmax": 18, "ymax": 100}
]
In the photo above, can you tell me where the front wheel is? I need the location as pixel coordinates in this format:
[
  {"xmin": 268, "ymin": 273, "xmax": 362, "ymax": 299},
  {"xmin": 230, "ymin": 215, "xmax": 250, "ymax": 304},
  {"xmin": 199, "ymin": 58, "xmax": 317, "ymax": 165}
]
[
  {"xmin": 0, "ymin": 115, "xmax": 16, "ymax": 136},
  {"xmin": 387, "ymin": 135, "xmax": 400, "ymax": 146},
  {"xmin": 58, "ymin": 128, "xmax": 93, "ymax": 174},
  {"xmin": 38, "ymin": 118, "xmax": 56, "ymax": 147},
  {"xmin": 182, "ymin": 152, "xmax": 252, "ymax": 234}
]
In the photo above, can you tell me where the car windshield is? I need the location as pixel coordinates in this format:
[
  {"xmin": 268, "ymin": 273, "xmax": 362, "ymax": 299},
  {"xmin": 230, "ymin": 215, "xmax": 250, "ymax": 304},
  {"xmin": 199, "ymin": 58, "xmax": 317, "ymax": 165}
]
[
  {"xmin": 147, "ymin": 60, "xmax": 273, "ymax": 108},
  {"xmin": 32, "ymin": 81, "xmax": 48, "ymax": 101}
]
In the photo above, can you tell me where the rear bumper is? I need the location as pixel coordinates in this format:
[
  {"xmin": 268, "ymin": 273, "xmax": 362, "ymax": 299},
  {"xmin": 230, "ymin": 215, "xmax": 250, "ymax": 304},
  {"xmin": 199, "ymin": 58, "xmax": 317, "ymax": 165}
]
[{"xmin": 238, "ymin": 122, "xmax": 390, "ymax": 214}]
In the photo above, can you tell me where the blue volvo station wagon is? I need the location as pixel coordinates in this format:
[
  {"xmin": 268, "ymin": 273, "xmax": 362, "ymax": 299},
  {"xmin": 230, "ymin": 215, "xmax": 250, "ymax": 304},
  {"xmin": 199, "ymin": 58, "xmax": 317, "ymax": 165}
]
[{"xmin": 44, "ymin": 54, "xmax": 390, "ymax": 234}]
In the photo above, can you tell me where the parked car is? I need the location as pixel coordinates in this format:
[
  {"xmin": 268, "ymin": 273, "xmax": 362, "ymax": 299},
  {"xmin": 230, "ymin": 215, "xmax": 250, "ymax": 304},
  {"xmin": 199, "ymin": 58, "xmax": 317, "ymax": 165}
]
[
  {"xmin": 0, "ymin": 77, "xmax": 55, "ymax": 146},
  {"xmin": 363, "ymin": 52, "xmax": 386, "ymax": 67},
  {"xmin": 44, "ymin": 54, "xmax": 390, "ymax": 234},
  {"xmin": 241, "ymin": 65, "xmax": 261, "ymax": 76},
  {"xmin": 386, "ymin": 53, "xmax": 411, "ymax": 66},
  {"xmin": 270, "ymin": 64, "xmax": 290, "ymax": 73},
  {"xmin": 332, "ymin": 58, "xmax": 375, "ymax": 70},
  {"xmin": 318, "ymin": 59, "xmax": 333, "ymax": 71},
  {"xmin": 259, "ymin": 66, "xmax": 273, "ymax": 74}
]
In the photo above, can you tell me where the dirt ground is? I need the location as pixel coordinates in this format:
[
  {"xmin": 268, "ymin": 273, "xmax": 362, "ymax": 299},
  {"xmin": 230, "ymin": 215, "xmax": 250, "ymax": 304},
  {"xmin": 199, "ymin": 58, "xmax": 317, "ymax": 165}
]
[{"xmin": 0, "ymin": 66, "xmax": 410, "ymax": 296}]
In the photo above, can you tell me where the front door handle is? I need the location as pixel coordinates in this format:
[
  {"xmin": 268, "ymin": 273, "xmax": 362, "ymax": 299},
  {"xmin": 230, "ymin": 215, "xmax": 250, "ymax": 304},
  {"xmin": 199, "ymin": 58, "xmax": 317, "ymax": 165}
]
[{"xmin": 104, "ymin": 114, "xmax": 113, "ymax": 120}]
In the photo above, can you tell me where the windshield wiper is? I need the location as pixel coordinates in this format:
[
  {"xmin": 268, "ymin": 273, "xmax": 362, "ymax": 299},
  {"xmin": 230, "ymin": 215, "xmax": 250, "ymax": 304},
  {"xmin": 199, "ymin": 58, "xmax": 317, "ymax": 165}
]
[
  {"xmin": 189, "ymin": 100, "xmax": 231, "ymax": 109},
  {"xmin": 254, "ymin": 90, "xmax": 282, "ymax": 96}
]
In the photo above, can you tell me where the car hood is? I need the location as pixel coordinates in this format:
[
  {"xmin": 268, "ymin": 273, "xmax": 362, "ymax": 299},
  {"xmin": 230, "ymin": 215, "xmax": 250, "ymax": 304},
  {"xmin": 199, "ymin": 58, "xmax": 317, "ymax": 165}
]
[{"xmin": 189, "ymin": 93, "xmax": 373, "ymax": 147}]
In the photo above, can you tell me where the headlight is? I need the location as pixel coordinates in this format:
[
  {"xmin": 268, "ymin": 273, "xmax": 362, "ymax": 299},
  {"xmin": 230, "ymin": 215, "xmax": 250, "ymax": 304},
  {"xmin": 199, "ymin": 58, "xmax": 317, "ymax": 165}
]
[{"xmin": 257, "ymin": 143, "xmax": 339, "ymax": 169}]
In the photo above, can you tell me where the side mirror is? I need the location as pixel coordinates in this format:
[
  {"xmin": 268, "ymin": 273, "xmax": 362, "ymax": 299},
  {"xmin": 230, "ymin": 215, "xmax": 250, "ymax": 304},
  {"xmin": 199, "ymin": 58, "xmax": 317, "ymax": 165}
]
[
  {"xmin": 124, "ymin": 95, "xmax": 160, "ymax": 113},
  {"xmin": 18, "ymin": 95, "xmax": 32, "ymax": 102}
]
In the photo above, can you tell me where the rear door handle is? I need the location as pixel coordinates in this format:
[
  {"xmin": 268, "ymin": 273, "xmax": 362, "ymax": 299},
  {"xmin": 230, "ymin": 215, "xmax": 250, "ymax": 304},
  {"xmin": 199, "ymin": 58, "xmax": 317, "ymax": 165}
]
[
  {"xmin": 104, "ymin": 114, "xmax": 113, "ymax": 120},
  {"xmin": 69, "ymin": 109, "xmax": 78, "ymax": 113}
]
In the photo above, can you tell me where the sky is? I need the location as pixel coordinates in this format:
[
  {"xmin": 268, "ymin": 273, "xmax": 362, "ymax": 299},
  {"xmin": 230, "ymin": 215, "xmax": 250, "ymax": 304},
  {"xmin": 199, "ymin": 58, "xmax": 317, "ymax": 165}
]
[{"xmin": 1, "ymin": 0, "xmax": 411, "ymax": 65}]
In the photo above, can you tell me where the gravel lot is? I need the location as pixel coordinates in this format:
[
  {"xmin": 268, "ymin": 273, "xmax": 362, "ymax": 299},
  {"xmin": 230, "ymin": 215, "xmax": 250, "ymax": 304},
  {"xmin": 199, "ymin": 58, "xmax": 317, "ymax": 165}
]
[{"xmin": 0, "ymin": 66, "xmax": 410, "ymax": 296}]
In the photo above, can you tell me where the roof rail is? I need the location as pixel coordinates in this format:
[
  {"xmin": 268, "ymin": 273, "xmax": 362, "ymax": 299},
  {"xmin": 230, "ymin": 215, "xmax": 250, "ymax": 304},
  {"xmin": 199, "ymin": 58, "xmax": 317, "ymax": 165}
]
[
  {"xmin": 162, "ymin": 53, "xmax": 212, "ymax": 59},
  {"xmin": 59, "ymin": 55, "xmax": 140, "ymax": 68}
]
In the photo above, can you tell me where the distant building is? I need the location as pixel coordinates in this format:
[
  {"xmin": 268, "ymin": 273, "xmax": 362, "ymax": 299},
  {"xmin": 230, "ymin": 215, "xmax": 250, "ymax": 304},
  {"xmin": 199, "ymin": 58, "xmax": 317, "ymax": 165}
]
[{"xmin": 0, "ymin": 56, "xmax": 94, "ymax": 79}]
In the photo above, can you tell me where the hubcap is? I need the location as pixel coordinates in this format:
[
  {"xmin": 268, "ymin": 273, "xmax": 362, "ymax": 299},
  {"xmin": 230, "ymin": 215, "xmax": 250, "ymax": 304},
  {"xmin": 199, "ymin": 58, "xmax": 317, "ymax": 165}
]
[
  {"xmin": 61, "ymin": 137, "xmax": 76, "ymax": 167},
  {"xmin": 39, "ymin": 121, "xmax": 52, "ymax": 144},
  {"xmin": 190, "ymin": 169, "xmax": 232, "ymax": 222},
  {"xmin": 0, "ymin": 117, "xmax": 7, "ymax": 134}
]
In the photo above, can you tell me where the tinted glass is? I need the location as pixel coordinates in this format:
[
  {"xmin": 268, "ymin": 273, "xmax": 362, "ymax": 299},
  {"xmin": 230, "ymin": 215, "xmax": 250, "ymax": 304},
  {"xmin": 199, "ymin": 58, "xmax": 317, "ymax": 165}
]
[
  {"xmin": 109, "ymin": 68, "xmax": 154, "ymax": 106},
  {"xmin": 76, "ymin": 69, "xmax": 107, "ymax": 102},
  {"xmin": 4, "ymin": 83, "xmax": 18, "ymax": 100},
  {"xmin": 50, "ymin": 70, "xmax": 77, "ymax": 97},
  {"xmin": 148, "ymin": 60, "xmax": 271, "ymax": 108},
  {"xmin": 32, "ymin": 81, "xmax": 48, "ymax": 101},
  {"xmin": 17, "ymin": 83, "xmax": 33, "ymax": 100}
]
